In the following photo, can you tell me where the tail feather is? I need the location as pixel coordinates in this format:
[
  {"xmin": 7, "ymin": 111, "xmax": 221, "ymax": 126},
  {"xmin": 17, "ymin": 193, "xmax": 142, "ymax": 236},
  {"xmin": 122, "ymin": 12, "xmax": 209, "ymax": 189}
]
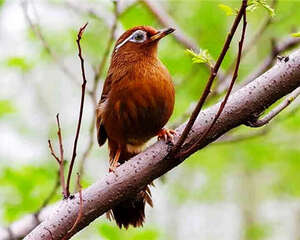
[
  {"xmin": 107, "ymin": 140, "xmax": 153, "ymax": 229},
  {"xmin": 107, "ymin": 187, "xmax": 153, "ymax": 229}
]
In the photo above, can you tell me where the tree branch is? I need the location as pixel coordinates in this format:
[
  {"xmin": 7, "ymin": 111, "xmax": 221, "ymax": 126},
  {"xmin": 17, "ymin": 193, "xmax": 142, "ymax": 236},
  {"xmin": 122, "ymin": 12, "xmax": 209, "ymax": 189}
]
[
  {"xmin": 21, "ymin": 48, "xmax": 300, "ymax": 240},
  {"xmin": 21, "ymin": 0, "xmax": 80, "ymax": 86}
]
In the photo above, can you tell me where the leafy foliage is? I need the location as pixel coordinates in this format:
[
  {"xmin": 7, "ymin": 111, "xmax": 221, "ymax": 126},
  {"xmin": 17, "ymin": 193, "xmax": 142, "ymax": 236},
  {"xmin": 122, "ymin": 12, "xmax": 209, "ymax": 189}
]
[
  {"xmin": 185, "ymin": 49, "xmax": 213, "ymax": 67},
  {"xmin": 218, "ymin": 4, "xmax": 238, "ymax": 16},
  {"xmin": 291, "ymin": 32, "xmax": 300, "ymax": 38},
  {"xmin": 0, "ymin": 165, "xmax": 59, "ymax": 222},
  {"xmin": 248, "ymin": 0, "xmax": 275, "ymax": 17}
]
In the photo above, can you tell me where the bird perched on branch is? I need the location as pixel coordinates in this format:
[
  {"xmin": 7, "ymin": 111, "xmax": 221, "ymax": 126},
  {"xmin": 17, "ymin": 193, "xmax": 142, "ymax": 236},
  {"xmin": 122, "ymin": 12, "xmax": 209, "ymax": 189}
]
[{"xmin": 96, "ymin": 26, "xmax": 175, "ymax": 229}]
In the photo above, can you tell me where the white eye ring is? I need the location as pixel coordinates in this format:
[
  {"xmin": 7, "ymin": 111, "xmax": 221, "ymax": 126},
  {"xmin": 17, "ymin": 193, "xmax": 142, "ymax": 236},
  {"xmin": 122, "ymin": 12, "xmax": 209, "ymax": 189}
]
[
  {"xmin": 129, "ymin": 30, "xmax": 147, "ymax": 43},
  {"xmin": 114, "ymin": 30, "xmax": 147, "ymax": 52}
]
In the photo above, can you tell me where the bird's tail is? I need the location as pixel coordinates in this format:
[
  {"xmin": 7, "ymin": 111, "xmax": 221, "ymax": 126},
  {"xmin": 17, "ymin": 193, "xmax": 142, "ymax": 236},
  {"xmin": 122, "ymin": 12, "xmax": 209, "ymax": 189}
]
[
  {"xmin": 107, "ymin": 142, "xmax": 153, "ymax": 229},
  {"xmin": 106, "ymin": 185, "xmax": 153, "ymax": 229}
]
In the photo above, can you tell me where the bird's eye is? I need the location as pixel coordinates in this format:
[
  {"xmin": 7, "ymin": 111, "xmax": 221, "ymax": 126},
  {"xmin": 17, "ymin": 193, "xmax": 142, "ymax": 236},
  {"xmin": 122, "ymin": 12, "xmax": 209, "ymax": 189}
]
[
  {"xmin": 129, "ymin": 30, "xmax": 146, "ymax": 43},
  {"xmin": 135, "ymin": 33, "xmax": 144, "ymax": 41}
]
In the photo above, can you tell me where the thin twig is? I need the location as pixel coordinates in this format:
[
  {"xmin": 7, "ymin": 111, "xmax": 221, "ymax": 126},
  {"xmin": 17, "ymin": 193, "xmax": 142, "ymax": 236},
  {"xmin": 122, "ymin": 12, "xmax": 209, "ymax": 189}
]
[
  {"xmin": 169, "ymin": 0, "xmax": 248, "ymax": 157},
  {"xmin": 220, "ymin": 0, "xmax": 277, "ymax": 86},
  {"xmin": 92, "ymin": 0, "xmax": 119, "ymax": 95},
  {"xmin": 181, "ymin": 6, "xmax": 248, "ymax": 156},
  {"xmin": 56, "ymin": 114, "xmax": 67, "ymax": 198},
  {"xmin": 217, "ymin": 36, "xmax": 300, "ymax": 95},
  {"xmin": 242, "ymin": 37, "xmax": 300, "ymax": 87},
  {"xmin": 246, "ymin": 86, "xmax": 300, "ymax": 127},
  {"xmin": 48, "ymin": 140, "xmax": 60, "ymax": 164},
  {"xmin": 21, "ymin": 0, "xmax": 80, "ymax": 86},
  {"xmin": 215, "ymin": 127, "xmax": 269, "ymax": 144},
  {"xmin": 66, "ymin": 23, "xmax": 88, "ymax": 197}
]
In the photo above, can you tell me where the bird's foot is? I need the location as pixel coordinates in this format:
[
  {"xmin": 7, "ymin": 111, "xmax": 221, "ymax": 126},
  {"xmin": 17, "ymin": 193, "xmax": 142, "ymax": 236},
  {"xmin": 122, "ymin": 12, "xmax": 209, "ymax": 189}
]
[
  {"xmin": 109, "ymin": 162, "xmax": 120, "ymax": 173},
  {"xmin": 157, "ymin": 128, "xmax": 176, "ymax": 144}
]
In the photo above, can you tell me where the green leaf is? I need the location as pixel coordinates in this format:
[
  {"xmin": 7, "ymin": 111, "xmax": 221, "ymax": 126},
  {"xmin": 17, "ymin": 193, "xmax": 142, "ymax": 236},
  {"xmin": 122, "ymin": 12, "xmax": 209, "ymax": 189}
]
[
  {"xmin": 0, "ymin": 165, "xmax": 58, "ymax": 222},
  {"xmin": 5, "ymin": 56, "xmax": 33, "ymax": 72},
  {"xmin": 218, "ymin": 4, "xmax": 236, "ymax": 16},
  {"xmin": 291, "ymin": 32, "xmax": 300, "ymax": 38},
  {"xmin": 185, "ymin": 49, "xmax": 213, "ymax": 67},
  {"xmin": 0, "ymin": 100, "xmax": 16, "ymax": 117},
  {"xmin": 248, "ymin": 0, "xmax": 275, "ymax": 17}
]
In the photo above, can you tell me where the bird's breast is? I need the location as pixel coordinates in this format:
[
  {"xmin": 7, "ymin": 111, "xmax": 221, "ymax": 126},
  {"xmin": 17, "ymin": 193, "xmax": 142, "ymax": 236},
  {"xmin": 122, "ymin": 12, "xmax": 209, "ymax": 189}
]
[{"xmin": 103, "ymin": 60, "xmax": 175, "ymax": 145}]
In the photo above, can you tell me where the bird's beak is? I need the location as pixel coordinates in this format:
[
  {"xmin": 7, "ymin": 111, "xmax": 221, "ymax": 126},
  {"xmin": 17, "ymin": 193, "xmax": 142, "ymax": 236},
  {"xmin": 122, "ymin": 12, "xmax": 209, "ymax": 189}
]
[{"xmin": 150, "ymin": 27, "xmax": 175, "ymax": 41}]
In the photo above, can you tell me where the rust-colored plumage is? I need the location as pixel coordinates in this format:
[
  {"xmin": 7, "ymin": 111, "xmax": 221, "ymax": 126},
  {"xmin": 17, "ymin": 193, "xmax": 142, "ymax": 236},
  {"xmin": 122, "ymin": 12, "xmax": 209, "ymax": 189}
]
[{"xmin": 96, "ymin": 26, "xmax": 175, "ymax": 229}]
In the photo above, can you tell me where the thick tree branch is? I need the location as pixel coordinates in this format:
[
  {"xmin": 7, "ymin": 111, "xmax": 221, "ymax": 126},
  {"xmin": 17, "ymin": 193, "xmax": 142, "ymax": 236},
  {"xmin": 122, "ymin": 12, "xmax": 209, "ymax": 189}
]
[{"xmin": 20, "ymin": 49, "xmax": 300, "ymax": 240}]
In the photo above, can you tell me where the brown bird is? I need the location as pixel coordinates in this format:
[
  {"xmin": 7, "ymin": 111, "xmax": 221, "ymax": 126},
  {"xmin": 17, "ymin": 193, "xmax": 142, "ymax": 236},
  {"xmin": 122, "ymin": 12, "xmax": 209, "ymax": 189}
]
[{"xmin": 96, "ymin": 26, "xmax": 175, "ymax": 229}]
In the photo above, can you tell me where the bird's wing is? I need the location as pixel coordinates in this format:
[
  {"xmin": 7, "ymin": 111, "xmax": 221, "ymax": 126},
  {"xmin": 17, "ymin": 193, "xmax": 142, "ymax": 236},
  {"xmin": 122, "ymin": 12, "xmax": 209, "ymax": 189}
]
[
  {"xmin": 96, "ymin": 68, "xmax": 128, "ymax": 146},
  {"xmin": 96, "ymin": 72, "xmax": 113, "ymax": 146}
]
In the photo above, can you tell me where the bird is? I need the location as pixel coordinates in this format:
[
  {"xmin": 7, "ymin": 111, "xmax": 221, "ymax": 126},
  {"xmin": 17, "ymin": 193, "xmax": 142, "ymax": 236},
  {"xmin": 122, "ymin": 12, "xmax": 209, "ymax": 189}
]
[{"xmin": 96, "ymin": 26, "xmax": 175, "ymax": 229}]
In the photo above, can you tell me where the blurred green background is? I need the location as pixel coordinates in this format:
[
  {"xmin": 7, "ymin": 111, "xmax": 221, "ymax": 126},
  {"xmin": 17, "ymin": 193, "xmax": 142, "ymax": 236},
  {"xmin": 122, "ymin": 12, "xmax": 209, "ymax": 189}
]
[{"xmin": 1, "ymin": 0, "xmax": 300, "ymax": 239}]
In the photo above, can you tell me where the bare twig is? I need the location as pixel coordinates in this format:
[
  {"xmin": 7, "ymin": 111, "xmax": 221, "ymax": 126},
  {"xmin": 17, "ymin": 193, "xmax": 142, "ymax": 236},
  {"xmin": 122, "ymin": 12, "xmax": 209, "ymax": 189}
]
[
  {"xmin": 56, "ymin": 114, "xmax": 67, "ymax": 198},
  {"xmin": 21, "ymin": 0, "xmax": 79, "ymax": 86},
  {"xmin": 220, "ymin": 0, "xmax": 277, "ymax": 84},
  {"xmin": 216, "ymin": 36, "xmax": 300, "ymax": 95},
  {"xmin": 242, "ymin": 37, "xmax": 300, "ymax": 86},
  {"xmin": 170, "ymin": 0, "xmax": 248, "ymax": 157},
  {"xmin": 66, "ymin": 23, "xmax": 88, "ymax": 197},
  {"xmin": 92, "ymin": 1, "xmax": 119, "ymax": 97},
  {"xmin": 246, "ymin": 86, "xmax": 300, "ymax": 127},
  {"xmin": 65, "ymin": 0, "xmax": 125, "ymax": 39},
  {"xmin": 48, "ymin": 140, "xmax": 60, "ymax": 164},
  {"xmin": 48, "ymin": 114, "xmax": 67, "ymax": 198},
  {"xmin": 182, "ymin": 6, "xmax": 248, "ymax": 155},
  {"xmin": 215, "ymin": 127, "xmax": 269, "ymax": 144}
]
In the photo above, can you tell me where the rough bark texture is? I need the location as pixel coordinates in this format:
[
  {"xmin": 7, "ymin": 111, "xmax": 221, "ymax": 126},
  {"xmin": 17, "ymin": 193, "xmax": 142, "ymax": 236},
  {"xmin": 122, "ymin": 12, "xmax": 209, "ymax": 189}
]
[{"xmin": 4, "ymin": 49, "xmax": 300, "ymax": 240}]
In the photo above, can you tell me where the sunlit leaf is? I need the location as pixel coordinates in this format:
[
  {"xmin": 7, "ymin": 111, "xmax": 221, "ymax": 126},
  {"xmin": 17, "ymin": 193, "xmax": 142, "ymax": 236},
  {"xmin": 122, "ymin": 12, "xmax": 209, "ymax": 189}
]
[
  {"xmin": 5, "ymin": 56, "xmax": 33, "ymax": 72},
  {"xmin": 291, "ymin": 32, "xmax": 300, "ymax": 38},
  {"xmin": 218, "ymin": 4, "xmax": 236, "ymax": 16},
  {"xmin": 186, "ymin": 49, "xmax": 213, "ymax": 67},
  {"xmin": 248, "ymin": 0, "xmax": 275, "ymax": 17}
]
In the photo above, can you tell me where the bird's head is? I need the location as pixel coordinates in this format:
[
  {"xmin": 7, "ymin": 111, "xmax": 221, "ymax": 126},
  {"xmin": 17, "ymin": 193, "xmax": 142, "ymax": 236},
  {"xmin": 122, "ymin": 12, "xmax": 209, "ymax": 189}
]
[{"xmin": 112, "ymin": 26, "xmax": 175, "ymax": 61}]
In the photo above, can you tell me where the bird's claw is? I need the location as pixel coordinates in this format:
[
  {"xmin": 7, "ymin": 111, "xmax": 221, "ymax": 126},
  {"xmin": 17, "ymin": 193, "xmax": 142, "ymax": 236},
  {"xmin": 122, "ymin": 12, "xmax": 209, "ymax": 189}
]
[
  {"xmin": 157, "ymin": 128, "xmax": 176, "ymax": 144},
  {"xmin": 109, "ymin": 162, "xmax": 120, "ymax": 173}
]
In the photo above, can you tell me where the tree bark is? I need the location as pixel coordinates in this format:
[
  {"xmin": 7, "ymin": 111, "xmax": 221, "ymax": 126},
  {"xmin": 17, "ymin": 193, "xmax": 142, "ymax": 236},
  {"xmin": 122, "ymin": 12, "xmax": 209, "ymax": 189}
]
[{"xmin": 4, "ymin": 48, "xmax": 300, "ymax": 240}]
